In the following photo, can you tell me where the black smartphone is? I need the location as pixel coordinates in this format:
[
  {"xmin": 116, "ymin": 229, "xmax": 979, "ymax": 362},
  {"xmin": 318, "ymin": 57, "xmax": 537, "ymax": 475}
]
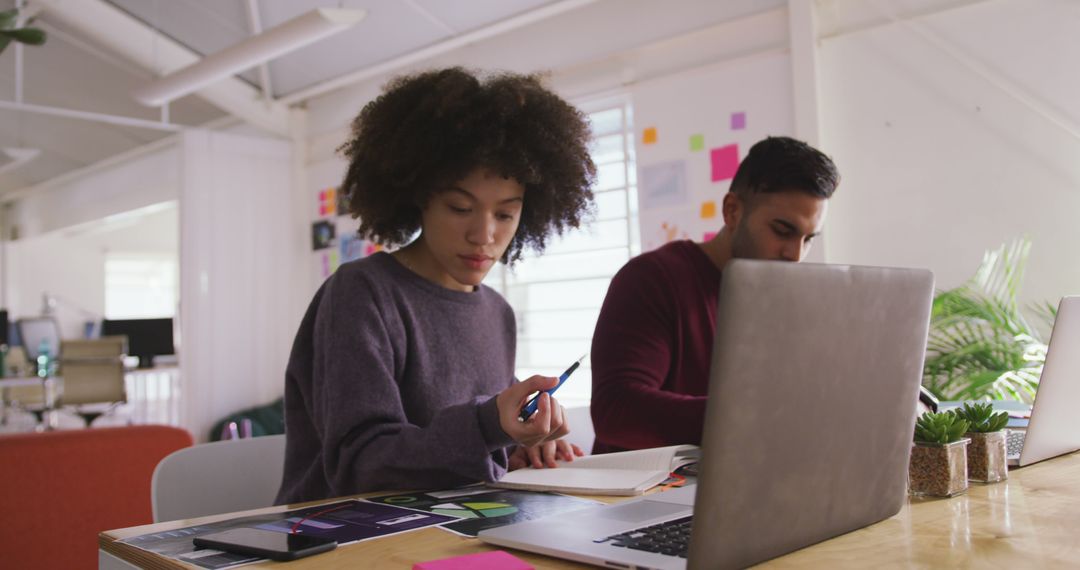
[{"xmin": 192, "ymin": 528, "xmax": 337, "ymax": 561}]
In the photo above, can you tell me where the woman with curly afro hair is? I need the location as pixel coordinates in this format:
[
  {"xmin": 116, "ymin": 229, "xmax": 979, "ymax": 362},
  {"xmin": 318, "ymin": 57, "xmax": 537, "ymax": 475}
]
[{"xmin": 276, "ymin": 67, "xmax": 597, "ymax": 504}]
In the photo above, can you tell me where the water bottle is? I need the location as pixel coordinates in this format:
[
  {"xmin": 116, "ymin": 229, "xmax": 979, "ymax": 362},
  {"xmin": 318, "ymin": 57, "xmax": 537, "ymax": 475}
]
[{"xmin": 36, "ymin": 339, "xmax": 52, "ymax": 379}]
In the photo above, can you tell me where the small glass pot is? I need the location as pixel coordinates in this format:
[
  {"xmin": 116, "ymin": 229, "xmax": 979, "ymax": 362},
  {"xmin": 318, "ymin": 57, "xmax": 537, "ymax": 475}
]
[
  {"xmin": 909, "ymin": 439, "xmax": 970, "ymax": 498},
  {"xmin": 966, "ymin": 430, "xmax": 1008, "ymax": 483}
]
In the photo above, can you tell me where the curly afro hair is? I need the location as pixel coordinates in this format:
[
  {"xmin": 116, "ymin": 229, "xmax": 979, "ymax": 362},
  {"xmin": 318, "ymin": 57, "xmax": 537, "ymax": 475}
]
[{"xmin": 338, "ymin": 67, "xmax": 596, "ymax": 263}]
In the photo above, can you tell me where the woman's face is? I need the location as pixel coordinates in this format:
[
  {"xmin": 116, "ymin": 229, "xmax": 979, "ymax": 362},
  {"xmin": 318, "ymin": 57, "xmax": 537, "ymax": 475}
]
[{"xmin": 413, "ymin": 168, "xmax": 525, "ymax": 291}]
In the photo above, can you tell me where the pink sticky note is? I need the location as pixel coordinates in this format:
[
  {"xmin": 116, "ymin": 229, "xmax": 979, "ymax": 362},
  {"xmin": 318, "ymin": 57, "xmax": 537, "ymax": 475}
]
[
  {"xmin": 413, "ymin": 550, "xmax": 533, "ymax": 570},
  {"xmin": 710, "ymin": 144, "xmax": 740, "ymax": 182},
  {"xmin": 731, "ymin": 111, "xmax": 746, "ymax": 130},
  {"xmin": 704, "ymin": 231, "xmax": 717, "ymax": 242}
]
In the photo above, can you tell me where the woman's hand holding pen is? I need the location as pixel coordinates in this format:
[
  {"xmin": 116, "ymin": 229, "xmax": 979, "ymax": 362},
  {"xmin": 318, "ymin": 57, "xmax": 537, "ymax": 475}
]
[{"xmin": 497, "ymin": 375, "xmax": 571, "ymax": 448}]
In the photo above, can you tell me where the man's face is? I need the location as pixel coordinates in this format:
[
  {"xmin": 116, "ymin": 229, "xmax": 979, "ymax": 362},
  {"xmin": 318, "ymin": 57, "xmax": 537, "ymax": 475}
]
[{"xmin": 725, "ymin": 190, "xmax": 828, "ymax": 262}]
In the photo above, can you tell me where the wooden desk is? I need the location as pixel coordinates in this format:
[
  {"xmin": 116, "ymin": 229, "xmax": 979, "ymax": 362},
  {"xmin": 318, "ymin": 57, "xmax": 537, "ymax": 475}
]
[{"xmin": 101, "ymin": 451, "xmax": 1080, "ymax": 568}]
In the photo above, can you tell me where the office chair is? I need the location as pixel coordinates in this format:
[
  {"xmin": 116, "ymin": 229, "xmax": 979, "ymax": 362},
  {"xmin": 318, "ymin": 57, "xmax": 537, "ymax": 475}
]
[
  {"xmin": 58, "ymin": 336, "xmax": 128, "ymax": 427},
  {"xmin": 151, "ymin": 434, "xmax": 287, "ymax": 522},
  {"xmin": 1, "ymin": 346, "xmax": 55, "ymax": 429}
]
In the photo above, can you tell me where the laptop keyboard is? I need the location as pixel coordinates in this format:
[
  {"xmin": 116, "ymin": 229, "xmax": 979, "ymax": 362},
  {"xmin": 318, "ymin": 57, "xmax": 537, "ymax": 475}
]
[
  {"xmin": 599, "ymin": 516, "xmax": 693, "ymax": 558},
  {"xmin": 1007, "ymin": 430, "xmax": 1026, "ymax": 458}
]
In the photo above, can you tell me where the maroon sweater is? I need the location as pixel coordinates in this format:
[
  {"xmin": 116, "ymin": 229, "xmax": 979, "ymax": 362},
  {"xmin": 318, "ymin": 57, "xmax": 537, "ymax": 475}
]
[{"xmin": 590, "ymin": 241, "xmax": 721, "ymax": 453}]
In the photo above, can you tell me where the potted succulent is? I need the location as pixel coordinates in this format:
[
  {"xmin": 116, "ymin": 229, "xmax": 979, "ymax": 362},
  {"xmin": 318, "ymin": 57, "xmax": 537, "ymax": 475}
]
[
  {"xmin": 910, "ymin": 411, "xmax": 970, "ymax": 497},
  {"xmin": 953, "ymin": 402, "xmax": 1009, "ymax": 483}
]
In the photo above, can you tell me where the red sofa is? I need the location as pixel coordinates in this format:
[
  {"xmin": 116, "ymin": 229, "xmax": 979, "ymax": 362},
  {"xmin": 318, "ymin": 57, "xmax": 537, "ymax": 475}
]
[{"xmin": 0, "ymin": 425, "xmax": 193, "ymax": 569}]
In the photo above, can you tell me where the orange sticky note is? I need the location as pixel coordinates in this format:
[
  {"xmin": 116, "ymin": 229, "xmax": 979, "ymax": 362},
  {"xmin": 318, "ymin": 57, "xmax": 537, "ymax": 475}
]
[
  {"xmin": 700, "ymin": 201, "xmax": 716, "ymax": 219},
  {"xmin": 643, "ymin": 127, "xmax": 657, "ymax": 145}
]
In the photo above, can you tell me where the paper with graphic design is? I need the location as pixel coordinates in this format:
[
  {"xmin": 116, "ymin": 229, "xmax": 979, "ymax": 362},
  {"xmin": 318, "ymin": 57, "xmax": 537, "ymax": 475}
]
[
  {"xmin": 119, "ymin": 500, "xmax": 455, "ymax": 569},
  {"xmin": 367, "ymin": 486, "xmax": 599, "ymax": 537},
  {"xmin": 640, "ymin": 160, "xmax": 688, "ymax": 209}
]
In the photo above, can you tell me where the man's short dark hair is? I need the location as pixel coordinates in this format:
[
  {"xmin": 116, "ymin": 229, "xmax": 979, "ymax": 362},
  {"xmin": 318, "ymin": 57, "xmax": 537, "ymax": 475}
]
[
  {"xmin": 338, "ymin": 67, "xmax": 596, "ymax": 263},
  {"xmin": 729, "ymin": 136, "xmax": 839, "ymax": 200}
]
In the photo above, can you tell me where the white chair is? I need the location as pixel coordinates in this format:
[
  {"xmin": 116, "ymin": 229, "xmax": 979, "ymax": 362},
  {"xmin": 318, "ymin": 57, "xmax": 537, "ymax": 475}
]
[
  {"xmin": 563, "ymin": 405, "xmax": 595, "ymax": 454},
  {"xmin": 151, "ymin": 434, "xmax": 286, "ymax": 522}
]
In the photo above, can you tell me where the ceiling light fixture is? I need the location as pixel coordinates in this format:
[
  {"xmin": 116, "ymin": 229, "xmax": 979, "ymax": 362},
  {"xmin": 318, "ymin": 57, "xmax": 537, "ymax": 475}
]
[{"xmin": 132, "ymin": 8, "xmax": 365, "ymax": 107}]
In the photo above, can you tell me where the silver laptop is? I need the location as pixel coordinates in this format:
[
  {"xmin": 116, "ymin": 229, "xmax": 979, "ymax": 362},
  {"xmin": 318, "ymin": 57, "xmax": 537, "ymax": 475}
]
[
  {"xmin": 1006, "ymin": 295, "xmax": 1080, "ymax": 467},
  {"xmin": 480, "ymin": 260, "xmax": 935, "ymax": 569}
]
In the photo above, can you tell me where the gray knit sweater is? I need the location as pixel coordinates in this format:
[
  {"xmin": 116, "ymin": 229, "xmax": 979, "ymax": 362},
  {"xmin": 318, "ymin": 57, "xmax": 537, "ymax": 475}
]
[{"xmin": 275, "ymin": 252, "xmax": 517, "ymax": 504}]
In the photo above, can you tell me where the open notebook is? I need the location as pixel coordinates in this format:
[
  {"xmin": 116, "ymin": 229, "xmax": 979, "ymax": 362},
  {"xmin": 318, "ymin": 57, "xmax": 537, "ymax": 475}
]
[{"xmin": 490, "ymin": 445, "xmax": 700, "ymax": 496}]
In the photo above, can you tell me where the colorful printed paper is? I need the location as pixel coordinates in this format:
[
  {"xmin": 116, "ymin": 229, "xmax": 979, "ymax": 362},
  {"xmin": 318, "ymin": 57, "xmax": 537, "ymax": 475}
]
[
  {"xmin": 340, "ymin": 233, "xmax": 365, "ymax": 263},
  {"xmin": 640, "ymin": 160, "xmax": 688, "ymax": 208},
  {"xmin": 730, "ymin": 111, "xmax": 746, "ymax": 130},
  {"xmin": 318, "ymin": 187, "xmax": 337, "ymax": 217},
  {"xmin": 312, "ymin": 220, "xmax": 335, "ymax": 250},
  {"xmin": 368, "ymin": 487, "xmax": 599, "ymax": 538},
  {"xmin": 120, "ymin": 500, "xmax": 456, "ymax": 570},
  {"xmin": 710, "ymin": 144, "xmax": 740, "ymax": 182}
]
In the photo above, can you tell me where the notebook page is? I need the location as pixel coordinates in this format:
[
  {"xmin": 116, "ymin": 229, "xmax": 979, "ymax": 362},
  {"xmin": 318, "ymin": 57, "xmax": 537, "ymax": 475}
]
[{"xmin": 555, "ymin": 445, "xmax": 694, "ymax": 471}]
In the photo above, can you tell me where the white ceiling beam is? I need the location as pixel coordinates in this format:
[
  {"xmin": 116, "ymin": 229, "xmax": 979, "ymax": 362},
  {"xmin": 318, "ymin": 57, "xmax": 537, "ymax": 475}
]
[
  {"xmin": 244, "ymin": 0, "xmax": 274, "ymax": 104},
  {"xmin": 30, "ymin": 0, "xmax": 290, "ymax": 136},
  {"xmin": 281, "ymin": 0, "xmax": 599, "ymax": 105}
]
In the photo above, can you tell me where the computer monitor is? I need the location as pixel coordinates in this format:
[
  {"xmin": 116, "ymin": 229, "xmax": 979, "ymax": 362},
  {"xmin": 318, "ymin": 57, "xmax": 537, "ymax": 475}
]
[
  {"xmin": 101, "ymin": 318, "xmax": 175, "ymax": 368},
  {"xmin": 17, "ymin": 317, "xmax": 62, "ymax": 362}
]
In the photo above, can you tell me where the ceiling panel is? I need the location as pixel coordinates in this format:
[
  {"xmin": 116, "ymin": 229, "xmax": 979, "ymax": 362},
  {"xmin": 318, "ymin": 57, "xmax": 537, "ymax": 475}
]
[
  {"xmin": 106, "ymin": 0, "xmax": 261, "ymax": 85},
  {"xmin": 0, "ymin": 7, "xmax": 227, "ymax": 193},
  {"xmin": 917, "ymin": 0, "xmax": 1080, "ymax": 127},
  {"xmin": 411, "ymin": 0, "xmax": 555, "ymax": 34},
  {"xmin": 100, "ymin": 0, "xmax": 566, "ymax": 98},
  {"xmin": 260, "ymin": 0, "xmax": 453, "ymax": 96}
]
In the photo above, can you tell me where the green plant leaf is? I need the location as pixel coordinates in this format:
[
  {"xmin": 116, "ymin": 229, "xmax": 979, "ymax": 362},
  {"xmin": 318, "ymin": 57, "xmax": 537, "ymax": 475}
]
[
  {"xmin": 0, "ymin": 27, "xmax": 46, "ymax": 45},
  {"xmin": 923, "ymin": 238, "xmax": 1048, "ymax": 404},
  {"xmin": 0, "ymin": 9, "xmax": 17, "ymax": 30}
]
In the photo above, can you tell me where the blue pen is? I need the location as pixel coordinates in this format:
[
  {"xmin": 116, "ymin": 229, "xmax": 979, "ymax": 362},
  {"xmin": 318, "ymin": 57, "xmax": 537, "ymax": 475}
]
[{"xmin": 518, "ymin": 354, "xmax": 587, "ymax": 422}]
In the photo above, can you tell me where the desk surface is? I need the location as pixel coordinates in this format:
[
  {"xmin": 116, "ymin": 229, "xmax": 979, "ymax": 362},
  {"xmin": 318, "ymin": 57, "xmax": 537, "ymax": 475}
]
[{"xmin": 101, "ymin": 451, "xmax": 1080, "ymax": 569}]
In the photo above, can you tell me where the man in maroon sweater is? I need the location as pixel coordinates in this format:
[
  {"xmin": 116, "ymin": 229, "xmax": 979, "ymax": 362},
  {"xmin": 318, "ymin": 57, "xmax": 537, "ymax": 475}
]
[{"xmin": 590, "ymin": 137, "xmax": 840, "ymax": 453}]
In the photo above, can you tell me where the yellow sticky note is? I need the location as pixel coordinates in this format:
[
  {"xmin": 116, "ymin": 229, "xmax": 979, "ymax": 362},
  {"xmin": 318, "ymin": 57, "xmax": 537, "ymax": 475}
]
[
  {"xmin": 700, "ymin": 201, "xmax": 717, "ymax": 219},
  {"xmin": 643, "ymin": 127, "xmax": 657, "ymax": 145}
]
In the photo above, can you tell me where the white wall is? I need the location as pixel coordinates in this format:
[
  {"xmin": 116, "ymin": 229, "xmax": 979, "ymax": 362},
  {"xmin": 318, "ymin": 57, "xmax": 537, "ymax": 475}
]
[
  {"xmin": 818, "ymin": 0, "xmax": 1080, "ymax": 306},
  {"xmin": 631, "ymin": 52, "xmax": 795, "ymax": 251},
  {"xmin": 4, "ymin": 232, "xmax": 104, "ymax": 339},
  {"xmin": 301, "ymin": 3, "xmax": 796, "ymax": 291},
  {"xmin": 5, "ymin": 144, "xmax": 179, "ymax": 240},
  {"xmin": 302, "ymin": 2, "xmax": 791, "ymax": 177},
  {"xmin": 179, "ymin": 130, "xmax": 303, "ymax": 441},
  {"xmin": 2, "ymin": 203, "xmax": 178, "ymax": 339}
]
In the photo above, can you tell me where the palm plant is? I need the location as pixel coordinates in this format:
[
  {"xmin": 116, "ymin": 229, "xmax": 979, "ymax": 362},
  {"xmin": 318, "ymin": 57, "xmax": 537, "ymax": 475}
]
[{"xmin": 922, "ymin": 238, "xmax": 1054, "ymax": 403}]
